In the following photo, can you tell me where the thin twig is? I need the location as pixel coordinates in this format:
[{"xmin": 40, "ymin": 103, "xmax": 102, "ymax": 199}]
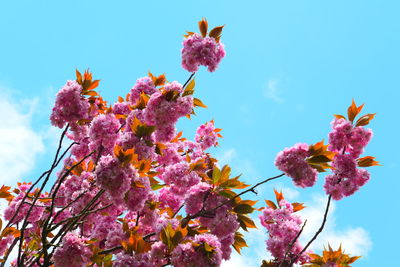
[
  {"xmin": 172, "ymin": 204, "xmax": 185, "ymax": 218},
  {"xmin": 182, "ymin": 173, "xmax": 285, "ymax": 226},
  {"xmin": 279, "ymin": 220, "xmax": 307, "ymax": 267},
  {"xmin": 182, "ymin": 72, "xmax": 196, "ymax": 88},
  {"xmin": 290, "ymin": 195, "xmax": 332, "ymax": 265},
  {"xmin": 17, "ymin": 125, "xmax": 70, "ymax": 265},
  {"xmin": 98, "ymin": 245, "xmax": 123, "ymax": 255}
]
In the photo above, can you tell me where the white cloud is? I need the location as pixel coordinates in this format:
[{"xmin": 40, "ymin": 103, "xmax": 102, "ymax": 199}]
[
  {"xmin": 0, "ymin": 92, "xmax": 45, "ymax": 185},
  {"xmin": 263, "ymin": 78, "xmax": 283, "ymax": 103},
  {"xmin": 217, "ymin": 148, "xmax": 237, "ymax": 166},
  {"xmin": 0, "ymin": 91, "xmax": 45, "ymax": 263},
  {"xmin": 299, "ymin": 194, "xmax": 372, "ymax": 258}
]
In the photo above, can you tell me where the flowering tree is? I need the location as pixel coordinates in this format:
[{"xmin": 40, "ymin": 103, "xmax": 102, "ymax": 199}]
[{"xmin": 0, "ymin": 19, "xmax": 377, "ymax": 267}]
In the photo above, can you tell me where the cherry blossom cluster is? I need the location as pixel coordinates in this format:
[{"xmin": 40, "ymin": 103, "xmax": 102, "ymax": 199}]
[
  {"xmin": 50, "ymin": 80, "xmax": 90, "ymax": 128},
  {"xmin": 324, "ymin": 117, "xmax": 373, "ymax": 200},
  {"xmin": 275, "ymin": 143, "xmax": 318, "ymax": 188},
  {"xmin": 0, "ymin": 19, "xmax": 252, "ymax": 267},
  {"xmin": 259, "ymin": 196, "xmax": 310, "ymax": 265},
  {"xmin": 181, "ymin": 33, "xmax": 226, "ymax": 72},
  {"xmin": 0, "ymin": 19, "xmax": 372, "ymax": 267},
  {"xmin": 195, "ymin": 120, "xmax": 221, "ymax": 150},
  {"xmin": 275, "ymin": 103, "xmax": 376, "ymax": 202}
]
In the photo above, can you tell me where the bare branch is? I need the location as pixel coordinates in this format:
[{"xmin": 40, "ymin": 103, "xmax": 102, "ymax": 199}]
[{"xmin": 290, "ymin": 195, "xmax": 332, "ymax": 265}]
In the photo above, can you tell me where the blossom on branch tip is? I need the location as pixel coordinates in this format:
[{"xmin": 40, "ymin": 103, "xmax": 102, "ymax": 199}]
[
  {"xmin": 50, "ymin": 80, "xmax": 90, "ymax": 128},
  {"xmin": 275, "ymin": 143, "xmax": 318, "ymax": 188},
  {"xmin": 182, "ymin": 33, "xmax": 226, "ymax": 72}
]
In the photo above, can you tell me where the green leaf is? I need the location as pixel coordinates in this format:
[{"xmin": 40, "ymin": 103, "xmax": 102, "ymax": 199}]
[
  {"xmin": 218, "ymin": 189, "xmax": 237, "ymax": 199},
  {"xmin": 212, "ymin": 166, "xmax": 221, "ymax": 184},
  {"xmin": 307, "ymin": 155, "xmax": 331, "ymax": 164},
  {"xmin": 233, "ymin": 204, "xmax": 254, "ymax": 214},
  {"xmin": 220, "ymin": 165, "xmax": 231, "ymax": 183}
]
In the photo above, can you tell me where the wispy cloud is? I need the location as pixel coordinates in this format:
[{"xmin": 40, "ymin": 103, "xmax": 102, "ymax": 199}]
[
  {"xmin": 263, "ymin": 78, "xmax": 283, "ymax": 103},
  {"xmin": 299, "ymin": 194, "xmax": 372, "ymax": 258},
  {"xmin": 0, "ymin": 91, "xmax": 45, "ymax": 185},
  {"xmin": 217, "ymin": 148, "xmax": 237, "ymax": 166},
  {"xmin": 0, "ymin": 89, "xmax": 44, "ymax": 265}
]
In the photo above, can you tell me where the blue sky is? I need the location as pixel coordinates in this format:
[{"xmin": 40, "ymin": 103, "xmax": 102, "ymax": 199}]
[{"xmin": 0, "ymin": 1, "xmax": 399, "ymax": 266}]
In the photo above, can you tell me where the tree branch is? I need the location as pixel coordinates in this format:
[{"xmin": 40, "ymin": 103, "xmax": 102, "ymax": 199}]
[
  {"xmin": 182, "ymin": 72, "xmax": 196, "ymax": 88},
  {"xmin": 290, "ymin": 195, "xmax": 332, "ymax": 265}
]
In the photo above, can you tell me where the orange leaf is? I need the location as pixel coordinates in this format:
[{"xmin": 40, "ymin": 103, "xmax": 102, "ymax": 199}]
[
  {"xmin": 274, "ymin": 189, "xmax": 284, "ymax": 204},
  {"xmin": 76, "ymin": 69, "xmax": 83, "ymax": 84},
  {"xmin": 355, "ymin": 113, "xmax": 376, "ymax": 127},
  {"xmin": 347, "ymin": 99, "xmax": 364, "ymax": 123},
  {"xmin": 232, "ymin": 231, "xmax": 248, "ymax": 254},
  {"xmin": 333, "ymin": 114, "xmax": 346, "ymax": 120},
  {"xmin": 209, "ymin": 25, "xmax": 224, "ymax": 40},
  {"xmin": 87, "ymin": 80, "xmax": 100, "ymax": 90},
  {"xmin": 292, "ymin": 202, "xmax": 306, "ymax": 212},
  {"xmin": 84, "ymin": 91, "xmax": 99, "ymax": 97},
  {"xmin": 154, "ymin": 74, "xmax": 166, "ymax": 87},
  {"xmin": 198, "ymin": 18, "xmax": 208, "ymax": 37},
  {"xmin": 265, "ymin": 200, "xmax": 277, "ymax": 210},
  {"xmin": 193, "ymin": 98, "xmax": 207, "ymax": 108},
  {"xmin": 239, "ymin": 200, "xmax": 258, "ymax": 206},
  {"xmin": 357, "ymin": 156, "xmax": 380, "ymax": 167},
  {"xmin": 237, "ymin": 214, "xmax": 257, "ymax": 231},
  {"xmin": 0, "ymin": 186, "xmax": 13, "ymax": 201}
]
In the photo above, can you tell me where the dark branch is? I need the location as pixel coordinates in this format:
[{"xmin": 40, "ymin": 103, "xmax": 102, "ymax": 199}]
[
  {"xmin": 182, "ymin": 72, "xmax": 196, "ymax": 88},
  {"xmin": 290, "ymin": 195, "xmax": 332, "ymax": 265}
]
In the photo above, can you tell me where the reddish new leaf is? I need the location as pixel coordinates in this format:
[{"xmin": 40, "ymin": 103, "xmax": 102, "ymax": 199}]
[
  {"xmin": 357, "ymin": 156, "xmax": 380, "ymax": 167},
  {"xmin": 198, "ymin": 18, "xmax": 208, "ymax": 37},
  {"xmin": 274, "ymin": 189, "xmax": 284, "ymax": 204},
  {"xmin": 355, "ymin": 113, "xmax": 376, "ymax": 127},
  {"xmin": 209, "ymin": 26, "xmax": 224, "ymax": 40}
]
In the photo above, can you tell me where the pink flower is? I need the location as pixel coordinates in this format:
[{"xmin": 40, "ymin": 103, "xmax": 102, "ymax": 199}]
[
  {"xmin": 323, "ymin": 155, "xmax": 371, "ymax": 200},
  {"xmin": 171, "ymin": 233, "xmax": 222, "ymax": 267},
  {"xmin": 144, "ymin": 92, "xmax": 193, "ymax": 142},
  {"xmin": 4, "ymin": 184, "xmax": 45, "ymax": 224},
  {"xmin": 150, "ymin": 241, "xmax": 169, "ymax": 266},
  {"xmin": 125, "ymin": 175, "xmax": 151, "ymax": 212},
  {"xmin": 195, "ymin": 121, "xmax": 219, "ymax": 150},
  {"xmin": 181, "ymin": 33, "xmax": 226, "ymax": 72},
  {"xmin": 52, "ymin": 233, "xmax": 92, "ymax": 267},
  {"xmin": 89, "ymin": 114, "xmax": 120, "ymax": 151},
  {"xmin": 113, "ymin": 252, "xmax": 152, "ymax": 267},
  {"xmin": 185, "ymin": 182, "xmax": 211, "ymax": 215},
  {"xmin": 50, "ymin": 80, "xmax": 90, "ymax": 128},
  {"xmin": 94, "ymin": 155, "xmax": 131, "ymax": 200},
  {"xmin": 259, "ymin": 199, "xmax": 310, "ymax": 264},
  {"xmin": 164, "ymin": 81, "xmax": 184, "ymax": 93},
  {"xmin": 129, "ymin": 76, "xmax": 157, "ymax": 105},
  {"xmin": 0, "ymin": 235, "xmax": 13, "ymax": 256},
  {"xmin": 161, "ymin": 162, "xmax": 200, "ymax": 188},
  {"xmin": 275, "ymin": 143, "xmax": 318, "ymax": 188},
  {"xmin": 328, "ymin": 118, "xmax": 372, "ymax": 158},
  {"xmin": 159, "ymin": 186, "xmax": 185, "ymax": 212}
]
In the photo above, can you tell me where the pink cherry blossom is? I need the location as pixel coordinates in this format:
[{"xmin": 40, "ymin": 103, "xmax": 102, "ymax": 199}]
[
  {"xmin": 275, "ymin": 143, "xmax": 318, "ymax": 188},
  {"xmin": 181, "ymin": 33, "xmax": 226, "ymax": 72}
]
